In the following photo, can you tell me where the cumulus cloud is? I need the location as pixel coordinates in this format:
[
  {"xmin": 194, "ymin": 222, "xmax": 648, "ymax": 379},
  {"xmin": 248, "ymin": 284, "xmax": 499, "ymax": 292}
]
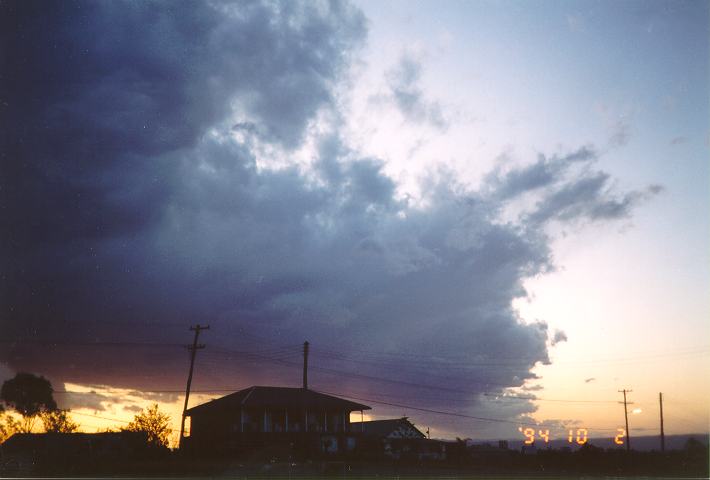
[{"xmin": 0, "ymin": 0, "xmax": 659, "ymax": 437}]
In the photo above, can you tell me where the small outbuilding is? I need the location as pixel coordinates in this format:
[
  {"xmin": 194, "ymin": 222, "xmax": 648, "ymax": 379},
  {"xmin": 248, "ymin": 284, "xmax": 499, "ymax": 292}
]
[{"xmin": 351, "ymin": 417, "xmax": 449, "ymax": 461}]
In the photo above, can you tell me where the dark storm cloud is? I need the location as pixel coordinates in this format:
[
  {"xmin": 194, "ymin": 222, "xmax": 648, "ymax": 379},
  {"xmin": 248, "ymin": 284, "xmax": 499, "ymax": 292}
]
[
  {"xmin": 0, "ymin": 0, "xmax": 659, "ymax": 434},
  {"xmin": 1, "ymin": 0, "xmax": 365, "ymax": 251},
  {"xmin": 0, "ymin": 0, "xmax": 365, "ymax": 399},
  {"xmin": 1, "ymin": 0, "xmax": 364, "ymax": 327}
]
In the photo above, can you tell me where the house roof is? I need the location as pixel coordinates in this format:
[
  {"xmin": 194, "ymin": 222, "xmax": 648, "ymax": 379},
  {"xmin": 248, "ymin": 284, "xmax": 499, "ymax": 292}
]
[
  {"xmin": 350, "ymin": 417, "xmax": 426, "ymax": 438},
  {"xmin": 185, "ymin": 386, "xmax": 371, "ymax": 415}
]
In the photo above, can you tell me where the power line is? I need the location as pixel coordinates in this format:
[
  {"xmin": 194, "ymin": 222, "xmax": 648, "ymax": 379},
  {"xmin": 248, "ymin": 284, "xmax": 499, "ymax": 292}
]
[
  {"xmin": 60, "ymin": 387, "xmax": 659, "ymax": 436},
  {"xmin": 195, "ymin": 349, "xmax": 698, "ymax": 415},
  {"xmin": 51, "ymin": 346, "xmax": 626, "ymax": 405},
  {"xmin": 54, "ymin": 388, "xmax": 231, "ymax": 394},
  {"xmin": 205, "ymin": 347, "xmax": 487, "ymax": 389},
  {"xmin": 201, "ymin": 345, "xmax": 710, "ymax": 410},
  {"xmin": 51, "ymin": 387, "xmax": 620, "ymax": 405},
  {"xmin": 0, "ymin": 340, "xmax": 185, "ymax": 347},
  {"xmin": 546, "ymin": 348, "xmax": 710, "ymax": 366},
  {"xmin": 482, "ymin": 393, "xmax": 617, "ymax": 404},
  {"xmin": 69, "ymin": 410, "xmax": 131, "ymax": 424},
  {"xmin": 55, "ymin": 382, "xmax": 665, "ymax": 436},
  {"xmin": 308, "ymin": 349, "xmax": 533, "ymax": 371},
  {"xmin": 36, "ymin": 338, "xmax": 706, "ymax": 408},
  {"xmin": 309, "ymin": 348, "xmax": 533, "ymax": 368},
  {"xmin": 205, "ymin": 347, "xmax": 521, "ymax": 390},
  {"xmin": 4, "ymin": 339, "xmax": 707, "ymax": 365},
  {"xmin": 313, "ymin": 388, "xmax": 625, "ymax": 433},
  {"xmin": 309, "ymin": 344, "xmax": 710, "ymax": 366},
  {"xmin": 208, "ymin": 345, "xmax": 302, "ymax": 360},
  {"xmin": 56, "ymin": 383, "xmax": 695, "ymax": 422},
  {"xmin": 256, "ymin": 353, "xmax": 612, "ymax": 399}
]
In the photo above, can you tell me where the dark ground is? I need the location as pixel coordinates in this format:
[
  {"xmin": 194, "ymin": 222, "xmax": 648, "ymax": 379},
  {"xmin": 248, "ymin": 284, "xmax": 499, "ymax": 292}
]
[{"xmin": 1, "ymin": 444, "xmax": 707, "ymax": 479}]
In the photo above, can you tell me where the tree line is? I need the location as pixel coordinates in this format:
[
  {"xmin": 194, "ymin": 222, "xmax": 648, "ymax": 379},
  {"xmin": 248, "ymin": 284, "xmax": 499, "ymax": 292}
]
[{"xmin": 0, "ymin": 372, "xmax": 172, "ymax": 448}]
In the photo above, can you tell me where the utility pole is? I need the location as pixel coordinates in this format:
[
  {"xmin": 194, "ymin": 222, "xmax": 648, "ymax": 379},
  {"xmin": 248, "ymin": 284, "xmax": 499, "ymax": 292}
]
[
  {"xmin": 618, "ymin": 389, "xmax": 633, "ymax": 452},
  {"xmin": 659, "ymin": 392, "xmax": 665, "ymax": 452},
  {"xmin": 303, "ymin": 341, "xmax": 309, "ymax": 389},
  {"xmin": 179, "ymin": 324, "xmax": 209, "ymax": 450}
]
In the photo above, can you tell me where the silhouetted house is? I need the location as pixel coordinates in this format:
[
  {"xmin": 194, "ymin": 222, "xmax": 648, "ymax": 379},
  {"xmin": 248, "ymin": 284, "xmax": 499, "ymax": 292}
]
[
  {"xmin": 183, "ymin": 386, "xmax": 371, "ymax": 457},
  {"xmin": 0, "ymin": 431, "xmax": 150, "ymax": 476},
  {"xmin": 351, "ymin": 417, "xmax": 448, "ymax": 461}
]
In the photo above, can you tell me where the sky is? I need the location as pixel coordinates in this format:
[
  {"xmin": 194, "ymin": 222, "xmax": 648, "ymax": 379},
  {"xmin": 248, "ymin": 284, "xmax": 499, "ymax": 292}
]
[{"xmin": 1, "ymin": 0, "xmax": 708, "ymax": 446}]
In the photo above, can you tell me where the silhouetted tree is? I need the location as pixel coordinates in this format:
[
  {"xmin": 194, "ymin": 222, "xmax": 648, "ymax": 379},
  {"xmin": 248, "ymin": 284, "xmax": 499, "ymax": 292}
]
[
  {"xmin": 1, "ymin": 373, "xmax": 57, "ymax": 433},
  {"xmin": 0, "ymin": 407, "xmax": 20, "ymax": 442},
  {"xmin": 684, "ymin": 436, "xmax": 705, "ymax": 453},
  {"xmin": 41, "ymin": 409, "xmax": 79, "ymax": 433},
  {"xmin": 123, "ymin": 403, "xmax": 172, "ymax": 448}
]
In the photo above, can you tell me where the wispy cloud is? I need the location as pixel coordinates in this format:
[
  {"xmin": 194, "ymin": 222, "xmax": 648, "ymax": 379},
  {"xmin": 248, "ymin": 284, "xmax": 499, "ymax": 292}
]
[
  {"xmin": 608, "ymin": 118, "xmax": 632, "ymax": 148},
  {"xmin": 551, "ymin": 330, "xmax": 568, "ymax": 346},
  {"xmin": 485, "ymin": 145, "xmax": 661, "ymax": 226},
  {"xmin": 381, "ymin": 54, "xmax": 448, "ymax": 130}
]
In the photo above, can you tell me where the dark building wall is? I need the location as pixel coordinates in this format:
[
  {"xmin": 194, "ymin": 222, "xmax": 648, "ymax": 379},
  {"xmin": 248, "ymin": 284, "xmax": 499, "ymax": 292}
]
[
  {"xmin": 186, "ymin": 408, "xmax": 358, "ymax": 457},
  {"xmin": 189, "ymin": 408, "xmax": 350, "ymax": 439},
  {"xmin": 190, "ymin": 409, "xmax": 239, "ymax": 440}
]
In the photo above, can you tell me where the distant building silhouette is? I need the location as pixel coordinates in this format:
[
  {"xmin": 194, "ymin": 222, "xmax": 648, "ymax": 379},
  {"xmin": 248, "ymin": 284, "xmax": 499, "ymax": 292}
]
[
  {"xmin": 350, "ymin": 417, "xmax": 448, "ymax": 461},
  {"xmin": 350, "ymin": 417, "xmax": 425, "ymax": 439}
]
